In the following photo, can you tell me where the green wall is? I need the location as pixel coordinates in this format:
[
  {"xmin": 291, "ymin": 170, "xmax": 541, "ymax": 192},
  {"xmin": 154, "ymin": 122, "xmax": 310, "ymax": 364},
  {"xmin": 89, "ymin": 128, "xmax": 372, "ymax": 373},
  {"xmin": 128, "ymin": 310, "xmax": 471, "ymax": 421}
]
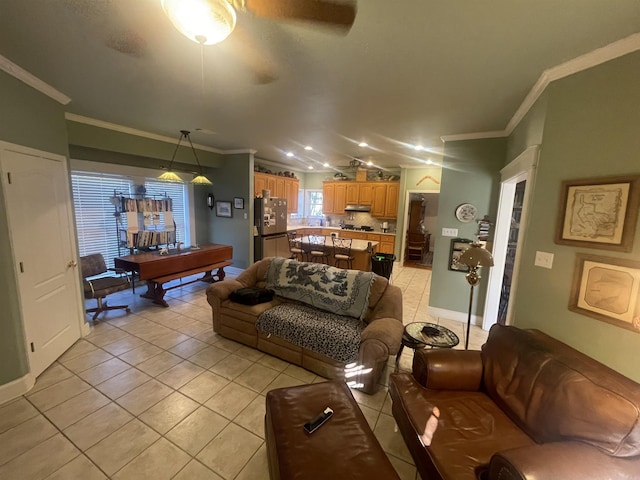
[
  {"xmin": 512, "ymin": 51, "xmax": 640, "ymax": 382},
  {"xmin": 506, "ymin": 90, "xmax": 548, "ymax": 163},
  {"xmin": 207, "ymin": 153, "xmax": 253, "ymax": 268},
  {"xmin": 0, "ymin": 71, "xmax": 69, "ymax": 384},
  {"xmin": 429, "ymin": 138, "xmax": 506, "ymax": 316}
]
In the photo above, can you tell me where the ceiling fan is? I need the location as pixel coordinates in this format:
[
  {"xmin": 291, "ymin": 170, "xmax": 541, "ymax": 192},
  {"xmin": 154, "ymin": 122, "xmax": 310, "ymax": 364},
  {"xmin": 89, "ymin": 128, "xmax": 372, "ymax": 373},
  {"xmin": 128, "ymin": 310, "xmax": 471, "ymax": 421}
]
[{"xmin": 162, "ymin": 0, "xmax": 358, "ymax": 46}]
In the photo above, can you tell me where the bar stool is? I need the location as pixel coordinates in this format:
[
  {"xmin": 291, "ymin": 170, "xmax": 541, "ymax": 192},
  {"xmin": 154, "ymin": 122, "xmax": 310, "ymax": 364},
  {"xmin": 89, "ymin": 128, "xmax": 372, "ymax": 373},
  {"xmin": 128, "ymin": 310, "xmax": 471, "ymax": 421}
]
[
  {"xmin": 287, "ymin": 231, "xmax": 305, "ymax": 261},
  {"xmin": 308, "ymin": 235, "xmax": 330, "ymax": 264},
  {"xmin": 332, "ymin": 237, "xmax": 354, "ymax": 269}
]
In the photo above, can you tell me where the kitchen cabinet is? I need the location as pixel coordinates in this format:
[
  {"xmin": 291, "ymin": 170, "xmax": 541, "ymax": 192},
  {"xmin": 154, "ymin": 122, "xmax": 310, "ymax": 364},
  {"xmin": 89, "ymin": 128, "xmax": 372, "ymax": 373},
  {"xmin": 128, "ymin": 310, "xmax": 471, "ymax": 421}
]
[
  {"xmin": 334, "ymin": 183, "xmax": 347, "ymax": 214},
  {"xmin": 384, "ymin": 183, "xmax": 399, "ymax": 217},
  {"xmin": 346, "ymin": 183, "xmax": 359, "ymax": 204},
  {"xmin": 371, "ymin": 184, "xmax": 388, "ymax": 217},
  {"xmin": 254, "ymin": 172, "xmax": 299, "ymax": 214},
  {"xmin": 322, "ymin": 181, "xmax": 399, "ymax": 217},
  {"xmin": 323, "ymin": 183, "xmax": 335, "ymax": 214},
  {"xmin": 379, "ymin": 237, "xmax": 395, "ymax": 254},
  {"xmin": 358, "ymin": 184, "xmax": 374, "ymax": 205}
]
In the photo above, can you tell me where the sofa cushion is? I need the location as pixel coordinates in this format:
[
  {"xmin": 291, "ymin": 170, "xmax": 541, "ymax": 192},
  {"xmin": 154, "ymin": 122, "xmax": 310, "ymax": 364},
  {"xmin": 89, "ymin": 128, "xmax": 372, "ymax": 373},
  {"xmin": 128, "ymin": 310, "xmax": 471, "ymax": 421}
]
[
  {"xmin": 265, "ymin": 258, "xmax": 375, "ymax": 320},
  {"xmin": 256, "ymin": 303, "xmax": 365, "ymax": 363}
]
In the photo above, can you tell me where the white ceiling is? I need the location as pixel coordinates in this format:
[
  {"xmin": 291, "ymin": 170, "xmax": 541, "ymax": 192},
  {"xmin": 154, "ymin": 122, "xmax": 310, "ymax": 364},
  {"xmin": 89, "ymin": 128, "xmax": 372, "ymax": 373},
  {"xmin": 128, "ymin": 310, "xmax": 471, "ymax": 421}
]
[{"xmin": 1, "ymin": 0, "xmax": 639, "ymax": 172}]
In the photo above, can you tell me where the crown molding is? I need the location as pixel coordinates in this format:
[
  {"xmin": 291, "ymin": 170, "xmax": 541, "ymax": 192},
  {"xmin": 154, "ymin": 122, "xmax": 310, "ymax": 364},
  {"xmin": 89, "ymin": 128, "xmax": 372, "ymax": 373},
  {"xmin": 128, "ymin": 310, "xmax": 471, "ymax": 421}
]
[
  {"xmin": 443, "ymin": 32, "xmax": 640, "ymax": 143},
  {"xmin": 0, "ymin": 54, "xmax": 71, "ymax": 105},
  {"xmin": 440, "ymin": 130, "xmax": 507, "ymax": 142},
  {"xmin": 65, "ymin": 113, "xmax": 227, "ymax": 154},
  {"xmin": 505, "ymin": 32, "xmax": 640, "ymax": 134}
]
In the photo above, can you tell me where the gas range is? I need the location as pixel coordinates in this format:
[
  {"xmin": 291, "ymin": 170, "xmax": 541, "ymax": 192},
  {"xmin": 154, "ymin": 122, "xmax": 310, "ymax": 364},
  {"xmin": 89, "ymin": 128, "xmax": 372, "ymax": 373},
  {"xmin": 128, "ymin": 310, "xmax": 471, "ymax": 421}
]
[{"xmin": 340, "ymin": 225, "xmax": 375, "ymax": 231}]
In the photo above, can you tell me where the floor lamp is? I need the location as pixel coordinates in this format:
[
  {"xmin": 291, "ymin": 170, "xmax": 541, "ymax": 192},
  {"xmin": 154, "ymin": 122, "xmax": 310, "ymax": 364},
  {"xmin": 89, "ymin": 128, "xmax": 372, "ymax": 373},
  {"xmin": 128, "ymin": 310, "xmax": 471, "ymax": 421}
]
[{"xmin": 458, "ymin": 242, "xmax": 494, "ymax": 349}]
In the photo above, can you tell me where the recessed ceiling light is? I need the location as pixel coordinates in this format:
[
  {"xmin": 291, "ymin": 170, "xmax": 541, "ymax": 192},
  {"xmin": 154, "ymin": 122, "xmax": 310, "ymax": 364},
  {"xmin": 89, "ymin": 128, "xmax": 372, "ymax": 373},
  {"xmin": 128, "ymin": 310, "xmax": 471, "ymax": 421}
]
[
  {"xmin": 308, "ymin": 165, "xmax": 314, "ymax": 169},
  {"xmin": 323, "ymin": 163, "xmax": 330, "ymax": 167},
  {"xmin": 286, "ymin": 152, "xmax": 294, "ymax": 157},
  {"xmin": 304, "ymin": 146, "xmax": 313, "ymax": 151},
  {"xmin": 414, "ymin": 145, "xmax": 424, "ymax": 151},
  {"xmin": 425, "ymin": 159, "xmax": 433, "ymax": 165},
  {"xmin": 366, "ymin": 161, "xmax": 373, "ymax": 166},
  {"xmin": 358, "ymin": 142, "xmax": 368, "ymax": 147}
]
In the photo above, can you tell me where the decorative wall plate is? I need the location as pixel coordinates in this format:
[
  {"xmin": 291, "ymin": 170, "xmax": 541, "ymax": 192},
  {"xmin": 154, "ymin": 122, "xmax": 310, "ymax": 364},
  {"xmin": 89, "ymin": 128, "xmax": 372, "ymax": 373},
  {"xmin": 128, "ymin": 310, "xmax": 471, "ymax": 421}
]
[{"xmin": 455, "ymin": 203, "xmax": 478, "ymax": 223}]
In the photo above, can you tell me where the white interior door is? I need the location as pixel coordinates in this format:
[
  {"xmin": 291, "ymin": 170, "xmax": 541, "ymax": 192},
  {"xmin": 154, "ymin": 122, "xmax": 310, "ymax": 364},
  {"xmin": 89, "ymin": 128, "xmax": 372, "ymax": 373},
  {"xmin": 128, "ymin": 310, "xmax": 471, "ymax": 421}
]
[{"xmin": 1, "ymin": 143, "xmax": 82, "ymax": 377}]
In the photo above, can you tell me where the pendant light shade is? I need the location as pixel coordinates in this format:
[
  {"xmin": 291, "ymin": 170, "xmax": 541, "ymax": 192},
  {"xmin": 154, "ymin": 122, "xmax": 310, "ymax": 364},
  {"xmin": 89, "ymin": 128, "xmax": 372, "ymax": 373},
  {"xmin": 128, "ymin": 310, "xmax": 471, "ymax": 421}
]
[
  {"xmin": 162, "ymin": 0, "xmax": 237, "ymax": 46},
  {"xmin": 159, "ymin": 130, "xmax": 213, "ymax": 186}
]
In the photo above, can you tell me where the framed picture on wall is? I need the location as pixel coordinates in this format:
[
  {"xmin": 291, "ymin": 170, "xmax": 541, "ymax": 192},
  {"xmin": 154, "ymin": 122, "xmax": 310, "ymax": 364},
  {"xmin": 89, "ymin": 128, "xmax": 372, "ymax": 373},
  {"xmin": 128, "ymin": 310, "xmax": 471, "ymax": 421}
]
[
  {"xmin": 555, "ymin": 175, "xmax": 640, "ymax": 252},
  {"xmin": 569, "ymin": 253, "xmax": 640, "ymax": 333},
  {"xmin": 215, "ymin": 201, "xmax": 232, "ymax": 218},
  {"xmin": 234, "ymin": 197, "xmax": 244, "ymax": 209}
]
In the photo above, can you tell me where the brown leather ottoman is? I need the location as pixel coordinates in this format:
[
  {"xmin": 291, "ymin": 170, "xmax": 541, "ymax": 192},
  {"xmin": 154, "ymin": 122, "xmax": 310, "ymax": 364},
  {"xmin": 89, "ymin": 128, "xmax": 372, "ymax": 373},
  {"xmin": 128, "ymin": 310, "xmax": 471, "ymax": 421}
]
[{"xmin": 265, "ymin": 380, "xmax": 400, "ymax": 480}]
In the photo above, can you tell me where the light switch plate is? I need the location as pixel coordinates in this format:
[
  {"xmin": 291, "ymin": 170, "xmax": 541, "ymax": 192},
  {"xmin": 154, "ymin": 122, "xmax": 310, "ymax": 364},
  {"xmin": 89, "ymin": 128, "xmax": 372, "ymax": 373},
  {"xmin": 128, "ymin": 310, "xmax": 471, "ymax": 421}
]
[
  {"xmin": 534, "ymin": 251, "xmax": 554, "ymax": 269},
  {"xmin": 442, "ymin": 228, "xmax": 458, "ymax": 237}
]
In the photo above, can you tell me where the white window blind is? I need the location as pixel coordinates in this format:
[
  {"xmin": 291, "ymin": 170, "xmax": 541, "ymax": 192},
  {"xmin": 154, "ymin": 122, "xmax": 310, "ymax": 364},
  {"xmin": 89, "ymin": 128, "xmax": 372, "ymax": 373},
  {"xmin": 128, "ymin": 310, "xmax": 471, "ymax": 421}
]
[
  {"xmin": 71, "ymin": 172, "xmax": 190, "ymax": 269},
  {"xmin": 71, "ymin": 173, "xmax": 133, "ymax": 269}
]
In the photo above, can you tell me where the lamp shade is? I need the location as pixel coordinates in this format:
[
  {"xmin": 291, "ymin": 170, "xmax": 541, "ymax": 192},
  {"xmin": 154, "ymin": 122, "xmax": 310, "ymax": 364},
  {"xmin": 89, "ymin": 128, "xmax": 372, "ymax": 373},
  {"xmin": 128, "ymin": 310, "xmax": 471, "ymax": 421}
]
[
  {"xmin": 458, "ymin": 242, "xmax": 494, "ymax": 268},
  {"xmin": 162, "ymin": 0, "xmax": 236, "ymax": 45}
]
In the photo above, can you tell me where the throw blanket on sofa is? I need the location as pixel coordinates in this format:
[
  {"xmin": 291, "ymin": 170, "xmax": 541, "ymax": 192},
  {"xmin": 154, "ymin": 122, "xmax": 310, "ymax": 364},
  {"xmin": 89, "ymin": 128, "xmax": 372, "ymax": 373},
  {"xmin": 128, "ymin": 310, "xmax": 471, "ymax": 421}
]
[
  {"xmin": 265, "ymin": 257, "xmax": 375, "ymax": 320},
  {"xmin": 256, "ymin": 303, "xmax": 365, "ymax": 363}
]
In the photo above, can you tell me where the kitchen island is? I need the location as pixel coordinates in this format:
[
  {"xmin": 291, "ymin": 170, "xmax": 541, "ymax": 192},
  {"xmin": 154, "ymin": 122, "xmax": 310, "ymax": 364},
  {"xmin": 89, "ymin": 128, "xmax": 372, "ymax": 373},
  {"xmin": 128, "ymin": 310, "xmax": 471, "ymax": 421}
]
[{"xmin": 295, "ymin": 235, "xmax": 378, "ymax": 272}]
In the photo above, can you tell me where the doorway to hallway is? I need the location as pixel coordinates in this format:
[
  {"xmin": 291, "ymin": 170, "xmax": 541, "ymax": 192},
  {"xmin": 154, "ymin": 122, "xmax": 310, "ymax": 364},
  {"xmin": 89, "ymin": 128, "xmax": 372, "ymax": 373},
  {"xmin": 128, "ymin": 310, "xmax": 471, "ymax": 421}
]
[{"xmin": 403, "ymin": 193, "xmax": 438, "ymax": 269}]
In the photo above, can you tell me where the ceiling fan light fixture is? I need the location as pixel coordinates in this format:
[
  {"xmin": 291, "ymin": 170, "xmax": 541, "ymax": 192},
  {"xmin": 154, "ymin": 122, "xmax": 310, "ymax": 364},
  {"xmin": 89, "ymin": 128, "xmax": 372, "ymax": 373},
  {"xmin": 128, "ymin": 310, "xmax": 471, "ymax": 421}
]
[{"xmin": 162, "ymin": 0, "xmax": 237, "ymax": 45}]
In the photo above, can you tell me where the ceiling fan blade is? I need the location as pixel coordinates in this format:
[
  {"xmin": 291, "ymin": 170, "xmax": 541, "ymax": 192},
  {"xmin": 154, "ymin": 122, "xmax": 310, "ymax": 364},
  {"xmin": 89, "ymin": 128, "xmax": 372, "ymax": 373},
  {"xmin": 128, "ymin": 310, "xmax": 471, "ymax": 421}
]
[
  {"xmin": 243, "ymin": 0, "xmax": 356, "ymax": 31},
  {"xmin": 227, "ymin": 24, "xmax": 279, "ymax": 84}
]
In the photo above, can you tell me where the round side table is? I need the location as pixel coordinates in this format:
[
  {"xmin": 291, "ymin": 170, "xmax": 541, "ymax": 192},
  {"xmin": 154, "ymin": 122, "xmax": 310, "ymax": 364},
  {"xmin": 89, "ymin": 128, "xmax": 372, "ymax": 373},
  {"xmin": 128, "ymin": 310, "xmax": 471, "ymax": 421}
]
[{"xmin": 396, "ymin": 322, "xmax": 459, "ymax": 364}]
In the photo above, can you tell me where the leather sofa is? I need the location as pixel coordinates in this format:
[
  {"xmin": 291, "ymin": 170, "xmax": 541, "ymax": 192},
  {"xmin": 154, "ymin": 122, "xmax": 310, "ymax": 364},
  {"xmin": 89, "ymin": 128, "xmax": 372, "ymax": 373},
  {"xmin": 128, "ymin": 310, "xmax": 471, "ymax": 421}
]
[
  {"xmin": 206, "ymin": 258, "xmax": 404, "ymax": 393},
  {"xmin": 389, "ymin": 324, "xmax": 640, "ymax": 480}
]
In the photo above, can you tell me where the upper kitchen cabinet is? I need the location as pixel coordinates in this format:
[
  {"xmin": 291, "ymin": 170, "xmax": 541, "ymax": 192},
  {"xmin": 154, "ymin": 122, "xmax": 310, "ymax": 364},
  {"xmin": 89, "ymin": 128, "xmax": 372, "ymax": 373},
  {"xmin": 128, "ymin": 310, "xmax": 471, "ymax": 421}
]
[
  {"xmin": 323, "ymin": 181, "xmax": 399, "ymax": 218},
  {"xmin": 254, "ymin": 172, "xmax": 299, "ymax": 214}
]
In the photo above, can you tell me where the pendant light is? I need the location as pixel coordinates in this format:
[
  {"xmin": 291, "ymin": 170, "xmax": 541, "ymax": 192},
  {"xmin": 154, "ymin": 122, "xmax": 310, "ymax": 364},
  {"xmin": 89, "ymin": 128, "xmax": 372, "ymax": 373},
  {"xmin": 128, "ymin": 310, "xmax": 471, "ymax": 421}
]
[{"xmin": 159, "ymin": 130, "xmax": 213, "ymax": 185}]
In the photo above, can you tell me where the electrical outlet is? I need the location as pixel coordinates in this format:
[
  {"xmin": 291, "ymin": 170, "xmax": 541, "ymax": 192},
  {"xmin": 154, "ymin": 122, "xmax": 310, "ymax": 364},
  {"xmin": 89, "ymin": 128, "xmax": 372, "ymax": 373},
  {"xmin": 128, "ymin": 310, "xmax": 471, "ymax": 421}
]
[
  {"xmin": 534, "ymin": 251, "xmax": 554, "ymax": 269},
  {"xmin": 442, "ymin": 228, "xmax": 458, "ymax": 237},
  {"xmin": 244, "ymin": 213, "xmax": 248, "ymax": 220}
]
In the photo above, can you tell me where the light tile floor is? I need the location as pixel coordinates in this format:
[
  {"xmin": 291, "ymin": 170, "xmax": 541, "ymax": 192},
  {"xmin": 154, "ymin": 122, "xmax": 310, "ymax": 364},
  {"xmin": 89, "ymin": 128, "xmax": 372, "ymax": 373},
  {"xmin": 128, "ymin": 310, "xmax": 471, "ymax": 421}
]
[{"xmin": 0, "ymin": 263, "xmax": 488, "ymax": 480}]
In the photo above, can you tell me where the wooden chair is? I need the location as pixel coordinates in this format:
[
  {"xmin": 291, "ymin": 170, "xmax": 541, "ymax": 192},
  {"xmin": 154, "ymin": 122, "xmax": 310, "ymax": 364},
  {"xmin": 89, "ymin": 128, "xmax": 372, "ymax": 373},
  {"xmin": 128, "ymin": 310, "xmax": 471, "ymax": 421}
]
[
  {"xmin": 332, "ymin": 237, "xmax": 354, "ymax": 269},
  {"xmin": 287, "ymin": 231, "xmax": 305, "ymax": 261},
  {"xmin": 406, "ymin": 232, "xmax": 429, "ymax": 262},
  {"xmin": 308, "ymin": 235, "xmax": 330, "ymax": 264},
  {"xmin": 80, "ymin": 253, "xmax": 131, "ymax": 321}
]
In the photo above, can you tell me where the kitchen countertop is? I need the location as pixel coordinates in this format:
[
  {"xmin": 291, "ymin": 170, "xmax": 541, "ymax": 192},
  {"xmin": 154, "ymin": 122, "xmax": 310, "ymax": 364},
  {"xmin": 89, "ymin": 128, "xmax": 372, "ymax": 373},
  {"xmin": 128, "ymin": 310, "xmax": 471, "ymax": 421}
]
[
  {"xmin": 295, "ymin": 235, "xmax": 378, "ymax": 252},
  {"xmin": 287, "ymin": 225, "xmax": 396, "ymax": 236}
]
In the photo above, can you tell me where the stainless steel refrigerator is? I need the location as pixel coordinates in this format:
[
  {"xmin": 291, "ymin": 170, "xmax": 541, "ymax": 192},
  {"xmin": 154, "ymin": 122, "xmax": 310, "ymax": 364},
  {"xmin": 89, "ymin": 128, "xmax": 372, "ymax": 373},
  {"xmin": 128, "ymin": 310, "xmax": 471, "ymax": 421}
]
[{"xmin": 254, "ymin": 197, "xmax": 290, "ymax": 260}]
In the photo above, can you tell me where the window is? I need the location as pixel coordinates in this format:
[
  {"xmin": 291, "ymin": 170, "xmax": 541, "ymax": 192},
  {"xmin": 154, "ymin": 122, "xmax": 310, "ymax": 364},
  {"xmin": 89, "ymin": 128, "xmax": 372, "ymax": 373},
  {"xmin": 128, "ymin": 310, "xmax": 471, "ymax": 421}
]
[
  {"xmin": 306, "ymin": 190, "xmax": 323, "ymax": 218},
  {"xmin": 71, "ymin": 172, "xmax": 133, "ymax": 268},
  {"xmin": 71, "ymin": 171, "xmax": 190, "ymax": 269}
]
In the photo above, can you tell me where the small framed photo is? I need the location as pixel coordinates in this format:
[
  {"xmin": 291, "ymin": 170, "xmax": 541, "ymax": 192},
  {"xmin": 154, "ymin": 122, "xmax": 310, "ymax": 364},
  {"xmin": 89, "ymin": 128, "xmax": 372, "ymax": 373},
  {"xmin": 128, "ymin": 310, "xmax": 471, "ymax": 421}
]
[
  {"xmin": 555, "ymin": 175, "xmax": 640, "ymax": 252},
  {"xmin": 234, "ymin": 197, "xmax": 244, "ymax": 209},
  {"xmin": 569, "ymin": 253, "xmax": 640, "ymax": 333},
  {"xmin": 215, "ymin": 201, "xmax": 232, "ymax": 218}
]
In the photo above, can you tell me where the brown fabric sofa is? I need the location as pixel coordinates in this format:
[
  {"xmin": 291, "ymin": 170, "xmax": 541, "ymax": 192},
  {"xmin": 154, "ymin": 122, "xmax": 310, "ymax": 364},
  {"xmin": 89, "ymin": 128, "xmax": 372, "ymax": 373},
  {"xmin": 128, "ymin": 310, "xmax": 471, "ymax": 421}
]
[
  {"xmin": 389, "ymin": 324, "xmax": 640, "ymax": 480},
  {"xmin": 206, "ymin": 257, "xmax": 403, "ymax": 393}
]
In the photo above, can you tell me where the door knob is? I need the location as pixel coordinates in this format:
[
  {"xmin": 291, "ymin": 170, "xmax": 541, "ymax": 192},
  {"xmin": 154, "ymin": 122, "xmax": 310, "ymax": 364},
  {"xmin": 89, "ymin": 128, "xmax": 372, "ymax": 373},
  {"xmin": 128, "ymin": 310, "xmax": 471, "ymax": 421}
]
[{"xmin": 67, "ymin": 260, "xmax": 77, "ymax": 268}]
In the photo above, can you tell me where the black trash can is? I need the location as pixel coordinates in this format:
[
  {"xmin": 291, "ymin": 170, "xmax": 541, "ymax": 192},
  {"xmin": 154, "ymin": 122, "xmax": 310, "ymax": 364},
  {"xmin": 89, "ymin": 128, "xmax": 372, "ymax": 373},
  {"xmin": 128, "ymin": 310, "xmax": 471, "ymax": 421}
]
[{"xmin": 371, "ymin": 253, "xmax": 395, "ymax": 279}]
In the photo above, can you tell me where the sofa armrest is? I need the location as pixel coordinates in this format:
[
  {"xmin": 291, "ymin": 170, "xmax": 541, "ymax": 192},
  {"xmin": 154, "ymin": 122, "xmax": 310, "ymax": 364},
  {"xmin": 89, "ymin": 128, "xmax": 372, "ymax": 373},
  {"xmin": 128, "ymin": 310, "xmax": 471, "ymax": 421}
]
[
  {"xmin": 361, "ymin": 317, "xmax": 403, "ymax": 353},
  {"xmin": 206, "ymin": 279, "xmax": 244, "ymax": 303},
  {"xmin": 489, "ymin": 442, "xmax": 640, "ymax": 480},
  {"xmin": 412, "ymin": 348, "xmax": 483, "ymax": 391}
]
